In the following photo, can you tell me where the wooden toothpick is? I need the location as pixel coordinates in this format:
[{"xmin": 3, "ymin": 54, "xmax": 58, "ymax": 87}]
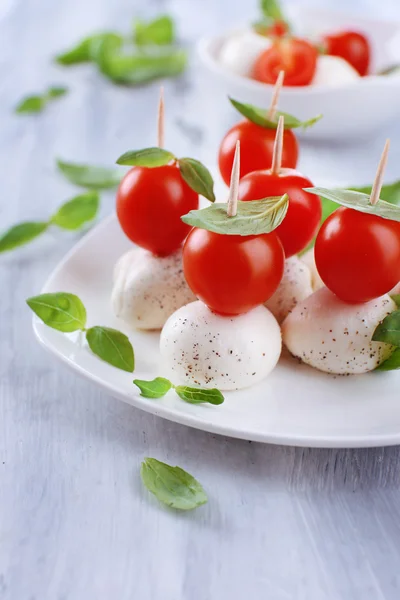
[
  {"xmin": 268, "ymin": 70, "xmax": 285, "ymax": 121},
  {"xmin": 270, "ymin": 115, "xmax": 284, "ymax": 175},
  {"xmin": 227, "ymin": 141, "xmax": 240, "ymax": 217},
  {"xmin": 157, "ymin": 86, "xmax": 165, "ymax": 149},
  {"xmin": 369, "ymin": 139, "xmax": 390, "ymax": 206}
]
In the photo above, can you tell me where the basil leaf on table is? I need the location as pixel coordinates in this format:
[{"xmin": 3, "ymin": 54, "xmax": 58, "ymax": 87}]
[
  {"xmin": 86, "ymin": 326, "xmax": 135, "ymax": 372},
  {"xmin": 57, "ymin": 159, "xmax": 123, "ymax": 189},
  {"xmin": 134, "ymin": 15, "xmax": 175, "ymax": 46},
  {"xmin": 47, "ymin": 86, "xmax": 68, "ymax": 98},
  {"xmin": 15, "ymin": 86, "xmax": 68, "ymax": 114},
  {"xmin": 175, "ymin": 386, "xmax": 224, "ymax": 405},
  {"xmin": 140, "ymin": 457, "xmax": 208, "ymax": 511},
  {"xmin": 229, "ymin": 98, "xmax": 322, "ymax": 130},
  {"xmin": 182, "ymin": 195, "xmax": 289, "ymax": 235},
  {"xmin": 26, "ymin": 292, "xmax": 87, "ymax": 332},
  {"xmin": 55, "ymin": 32, "xmax": 123, "ymax": 65},
  {"xmin": 116, "ymin": 147, "xmax": 175, "ymax": 167},
  {"xmin": 306, "ymin": 188, "xmax": 400, "ymax": 223},
  {"xmin": 372, "ymin": 310, "xmax": 400, "ymax": 347},
  {"xmin": 133, "ymin": 377, "xmax": 172, "ymax": 398},
  {"xmin": 178, "ymin": 158, "xmax": 215, "ymax": 202},
  {"xmin": 375, "ymin": 348, "xmax": 400, "ymax": 371},
  {"xmin": 0, "ymin": 222, "xmax": 48, "ymax": 253},
  {"xmin": 98, "ymin": 48, "xmax": 187, "ymax": 85},
  {"xmin": 51, "ymin": 191, "xmax": 99, "ymax": 230}
]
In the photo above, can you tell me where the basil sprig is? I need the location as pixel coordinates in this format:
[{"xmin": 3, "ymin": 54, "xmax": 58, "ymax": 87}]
[
  {"xmin": 141, "ymin": 457, "xmax": 208, "ymax": 511},
  {"xmin": 133, "ymin": 377, "xmax": 224, "ymax": 406},
  {"xmin": 55, "ymin": 32, "xmax": 123, "ymax": 65},
  {"xmin": 229, "ymin": 98, "xmax": 322, "ymax": 130},
  {"xmin": 15, "ymin": 86, "xmax": 68, "ymax": 114},
  {"xmin": 181, "ymin": 194, "xmax": 288, "ymax": 235},
  {"xmin": 27, "ymin": 292, "xmax": 134, "ymax": 372},
  {"xmin": 306, "ymin": 188, "xmax": 400, "ymax": 223},
  {"xmin": 0, "ymin": 191, "xmax": 99, "ymax": 254},
  {"xmin": 57, "ymin": 159, "xmax": 123, "ymax": 189},
  {"xmin": 134, "ymin": 15, "xmax": 175, "ymax": 46}
]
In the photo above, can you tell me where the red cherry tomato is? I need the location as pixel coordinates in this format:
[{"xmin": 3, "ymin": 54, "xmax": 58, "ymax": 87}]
[
  {"xmin": 238, "ymin": 169, "xmax": 321, "ymax": 257},
  {"xmin": 253, "ymin": 38, "xmax": 318, "ymax": 86},
  {"xmin": 183, "ymin": 228, "xmax": 285, "ymax": 315},
  {"xmin": 116, "ymin": 163, "xmax": 198, "ymax": 257},
  {"xmin": 323, "ymin": 31, "xmax": 370, "ymax": 76},
  {"xmin": 218, "ymin": 121, "xmax": 298, "ymax": 187},
  {"xmin": 315, "ymin": 207, "xmax": 400, "ymax": 303}
]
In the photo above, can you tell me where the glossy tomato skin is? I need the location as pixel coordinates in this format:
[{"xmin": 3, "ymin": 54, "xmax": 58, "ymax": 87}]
[
  {"xmin": 324, "ymin": 31, "xmax": 370, "ymax": 76},
  {"xmin": 252, "ymin": 38, "xmax": 318, "ymax": 86},
  {"xmin": 315, "ymin": 207, "xmax": 400, "ymax": 303},
  {"xmin": 183, "ymin": 228, "xmax": 285, "ymax": 315},
  {"xmin": 116, "ymin": 163, "xmax": 198, "ymax": 257},
  {"xmin": 218, "ymin": 120, "xmax": 298, "ymax": 186},
  {"xmin": 238, "ymin": 169, "xmax": 321, "ymax": 257}
]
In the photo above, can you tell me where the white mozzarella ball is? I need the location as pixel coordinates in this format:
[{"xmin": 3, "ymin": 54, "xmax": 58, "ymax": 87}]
[
  {"xmin": 282, "ymin": 287, "xmax": 396, "ymax": 375},
  {"xmin": 265, "ymin": 256, "xmax": 313, "ymax": 323},
  {"xmin": 300, "ymin": 248, "xmax": 325, "ymax": 291},
  {"xmin": 219, "ymin": 30, "xmax": 272, "ymax": 77},
  {"xmin": 312, "ymin": 55, "xmax": 360, "ymax": 86},
  {"xmin": 160, "ymin": 301, "xmax": 281, "ymax": 390},
  {"xmin": 112, "ymin": 247, "xmax": 195, "ymax": 330}
]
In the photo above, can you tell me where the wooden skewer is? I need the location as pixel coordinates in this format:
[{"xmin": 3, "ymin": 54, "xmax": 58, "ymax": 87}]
[
  {"xmin": 369, "ymin": 139, "xmax": 390, "ymax": 206},
  {"xmin": 157, "ymin": 86, "xmax": 165, "ymax": 148},
  {"xmin": 267, "ymin": 70, "xmax": 285, "ymax": 121},
  {"xmin": 270, "ymin": 115, "xmax": 284, "ymax": 175},
  {"xmin": 227, "ymin": 141, "xmax": 240, "ymax": 217}
]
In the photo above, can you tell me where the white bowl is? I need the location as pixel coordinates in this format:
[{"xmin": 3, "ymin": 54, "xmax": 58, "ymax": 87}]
[{"xmin": 197, "ymin": 7, "xmax": 400, "ymax": 140}]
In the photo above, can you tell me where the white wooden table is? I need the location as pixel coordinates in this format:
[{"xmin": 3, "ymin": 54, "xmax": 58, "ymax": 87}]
[{"xmin": 2, "ymin": 1, "xmax": 400, "ymax": 598}]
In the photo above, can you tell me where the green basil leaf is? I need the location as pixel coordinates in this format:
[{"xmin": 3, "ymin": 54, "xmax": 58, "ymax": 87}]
[
  {"xmin": 182, "ymin": 194, "xmax": 288, "ymax": 236},
  {"xmin": 260, "ymin": 0, "xmax": 284, "ymax": 21},
  {"xmin": 178, "ymin": 158, "xmax": 215, "ymax": 202},
  {"xmin": 55, "ymin": 32, "xmax": 123, "ymax": 65},
  {"xmin": 57, "ymin": 159, "xmax": 122, "ymax": 189},
  {"xmin": 134, "ymin": 15, "xmax": 175, "ymax": 46},
  {"xmin": 229, "ymin": 98, "xmax": 322, "ymax": 130},
  {"xmin": 51, "ymin": 191, "xmax": 99, "ymax": 230},
  {"xmin": 305, "ymin": 188, "xmax": 400, "ymax": 223},
  {"xmin": 349, "ymin": 180, "xmax": 400, "ymax": 206},
  {"xmin": 140, "ymin": 457, "xmax": 208, "ymax": 511},
  {"xmin": 15, "ymin": 95, "xmax": 45, "ymax": 114},
  {"xmin": 98, "ymin": 48, "xmax": 187, "ymax": 85},
  {"xmin": 26, "ymin": 292, "xmax": 87, "ymax": 332},
  {"xmin": 375, "ymin": 348, "xmax": 400, "ymax": 371},
  {"xmin": 133, "ymin": 377, "xmax": 172, "ymax": 398},
  {"xmin": 175, "ymin": 386, "xmax": 224, "ymax": 405},
  {"xmin": 86, "ymin": 326, "xmax": 134, "ymax": 372},
  {"xmin": 390, "ymin": 295, "xmax": 400, "ymax": 307},
  {"xmin": 47, "ymin": 86, "xmax": 68, "ymax": 98},
  {"xmin": 372, "ymin": 310, "xmax": 400, "ymax": 346},
  {"xmin": 116, "ymin": 147, "xmax": 175, "ymax": 167},
  {"xmin": 0, "ymin": 221, "xmax": 48, "ymax": 253}
]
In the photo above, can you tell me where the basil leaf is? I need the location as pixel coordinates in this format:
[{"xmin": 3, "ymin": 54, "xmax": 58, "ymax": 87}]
[
  {"xmin": 57, "ymin": 159, "xmax": 122, "ymax": 189},
  {"xmin": 305, "ymin": 188, "xmax": 400, "ymax": 223},
  {"xmin": 378, "ymin": 65, "xmax": 400, "ymax": 76},
  {"xmin": 349, "ymin": 180, "xmax": 400, "ymax": 206},
  {"xmin": 51, "ymin": 191, "xmax": 99, "ymax": 230},
  {"xmin": 372, "ymin": 310, "xmax": 400, "ymax": 346},
  {"xmin": 86, "ymin": 326, "xmax": 134, "ymax": 372},
  {"xmin": 178, "ymin": 158, "xmax": 215, "ymax": 202},
  {"xmin": 375, "ymin": 348, "xmax": 400, "ymax": 371},
  {"xmin": 47, "ymin": 86, "xmax": 68, "ymax": 98},
  {"xmin": 98, "ymin": 48, "xmax": 187, "ymax": 85},
  {"xmin": 55, "ymin": 32, "xmax": 123, "ymax": 65},
  {"xmin": 182, "ymin": 194, "xmax": 288, "ymax": 236},
  {"xmin": 133, "ymin": 377, "xmax": 172, "ymax": 398},
  {"xmin": 0, "ymin": 221, "xmax": 48, "ymax": 253},
  {"xmin": 134, "ymin": 15, "xmax": 175, "ymax": 46},
  {"xmin": 116, "ymin": 147, "xmax": 175, "ymax": 167},
  {"xmin": 229, "ymin": 98, "xmax": 322, "ymax": 130},
  {"xmin": 391, "ymin": 295, "xmax": 400, "ymax": 308},
  {"xmin": 15, "ymin": 95, "xmax": 45, "ymax": 114},
  {"xmin": 175, "ymin": 386, "xmax": 224, "ymax": 405},
  {"xmin": 260, "ymin": 0, "xmax": 284, "ymax": 21},
  {"xmin": 26, "ymin": 292, "xmax": 87, "ymax": 332},
  {"xmin": 140, "ymin": 457, "xmax": 208, "ymax": 511}
]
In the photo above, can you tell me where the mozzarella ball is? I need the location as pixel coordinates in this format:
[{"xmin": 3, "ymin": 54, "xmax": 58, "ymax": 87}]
[
  {"xmin": 265, "ymin": 256, "xmax": 313, "ymax": 323},
  {"xmin": 160, "ymin": 301, "xmax": 281, "ymax": 390},
  {"xmin": 219, "ymin": 30, "xmax": 271, "ymax": 77},
  {"xmin": 312, "ymin": 55, "xmax": 360, "ymax": 86},
  {"xmin": 282, "ymin": 287, "xmax": 396, "ymax": 375},
  {"xmin": 112, "ymin": 247, "xmax": 195, "ymax": 330},
  {"xmin": 301, "ymin": 248, "xmax": 325, "ymax": 291}
]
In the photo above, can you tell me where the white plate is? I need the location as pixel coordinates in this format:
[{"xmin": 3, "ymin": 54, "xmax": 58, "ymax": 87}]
[{"xmin": 32, "ymin": 182, "xmax": 400, "ymax": 449}]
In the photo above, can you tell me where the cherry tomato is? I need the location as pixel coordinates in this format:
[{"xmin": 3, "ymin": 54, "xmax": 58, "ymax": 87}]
[
  {"xmin": 219, "ymin": 121, "xmax": 298, "ymax": 187},
  {"xmin": 183, "ymin": 228, "xmax": 285, "ymax": 315},
  {"xmin": 238, "ymin": 169, "xmax": 321, "ymax": 257},
  {"xmin": 315, "ymin": 207, "xmax": 400, "ymax": 303},
  {"xmin": 253, "ymin": 38, "xmax": 318, "ymax": 86},
  {"xmin": 116, "ymin": 163, "xmax": 198, "ymax": 257},
  {"xmin": 323, "ymin": 31, "xmax": 370, "ymax": 76}
]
